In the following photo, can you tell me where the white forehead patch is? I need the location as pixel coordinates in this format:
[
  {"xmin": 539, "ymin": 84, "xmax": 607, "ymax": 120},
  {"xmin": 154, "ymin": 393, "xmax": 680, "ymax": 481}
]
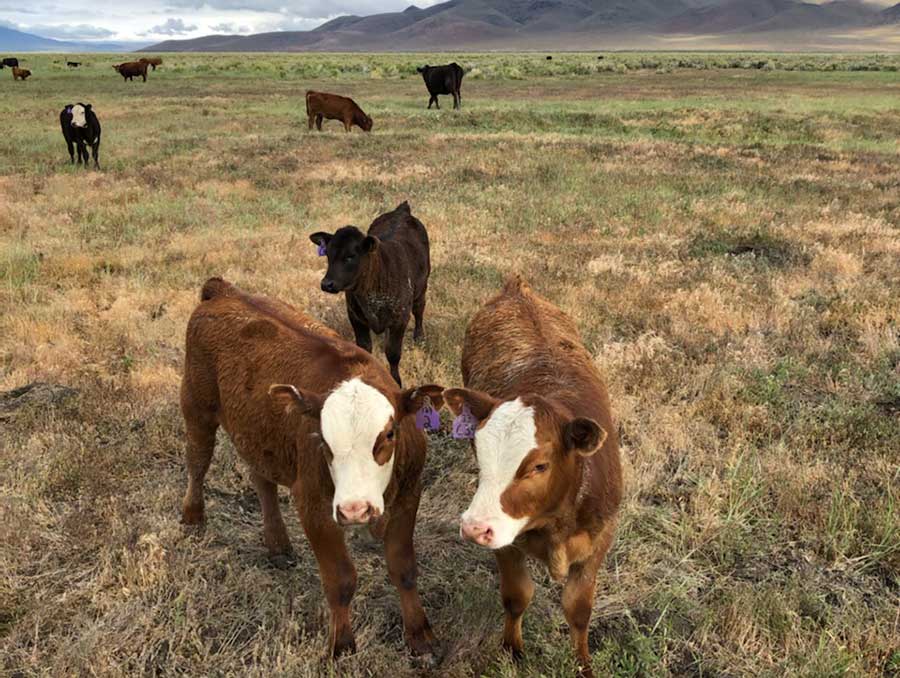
[
  {"xmin": 71, "ymin": 105, "xmax": 87, "ymax": 128},
  {"xmin": 320, "ymin": 377, "xmax": 395, "ymax": 519},
  {"xmin": 462, "ymin": 398, "xmax": 537, "ymax": 548}
]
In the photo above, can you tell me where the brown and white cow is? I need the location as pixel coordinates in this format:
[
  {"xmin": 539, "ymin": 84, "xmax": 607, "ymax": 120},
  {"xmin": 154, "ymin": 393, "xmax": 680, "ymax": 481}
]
[
  {"xmin": 181, "ymin": 277, "xmax": 443, "ymax": 660},
  {"xmin": 443, "ymin": 276, "xmax": 622, "ymax": 678},
  {"xmin": 12, "ymin": 67, "xmax": 31, "ymax": 81}
]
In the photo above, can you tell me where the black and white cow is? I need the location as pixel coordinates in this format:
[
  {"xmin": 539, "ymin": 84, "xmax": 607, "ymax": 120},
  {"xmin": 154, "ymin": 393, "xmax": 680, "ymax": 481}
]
[
  {"xmin": 1, "ymin": 57, "xmax": 19, "ymax": 69},
  {"xmin": 60, "ymin": 104, "xmax": 101, "ymax": 169},
  {"xmin": 416, "ymin": 62, "xmax": 464, "ymax": 110}
]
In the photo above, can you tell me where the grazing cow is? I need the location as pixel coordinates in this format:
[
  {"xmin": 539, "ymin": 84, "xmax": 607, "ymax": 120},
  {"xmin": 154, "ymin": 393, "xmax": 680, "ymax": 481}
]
[
  {"xmin": 1, "ymin": 57, "xmax": 19, "ymax": 69},
  {"xmin": 546, "ymin": 55, "xmax": 553, "ymax": 60},
  {"xmin": 113, "ymin": 61, "xmax": 148, "ymax": 82},
  {"xmin": 139, "ymin": 56, "xmax": 162, "ymax": 71},
  {"xmin": 310, "ymin": 201, "xmax": 430, "ymax": 386},
  {"xmin": 444, "ymin": 276, "xmax": 622, "ymax": 678},
  {"xmin": 181, "ymin": 278, "xmax": 444, "ymax": 660},
  {"xmin": 66, "ymin": 61, "xmax": 82, "ymax": 68},
  {"xmin": 305, "ymin": 90, "xmax": 372, "ymax": 133},
  {"xmin": 60, "ymin": 104, "xmax": 101, "ymax": 169},
  {"xmin": 11, "ymin": 67, "xmax": 30, "ymax": 81},
  {"xmin": 416, "ymin": 62, "xmax": 464, "ymax": 110}
]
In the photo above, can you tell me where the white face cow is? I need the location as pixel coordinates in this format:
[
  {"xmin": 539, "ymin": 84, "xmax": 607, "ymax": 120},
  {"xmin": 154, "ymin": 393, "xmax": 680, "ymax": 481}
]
[
  {"xmin": 445, "ymin": 388, "xmax": 608, "ymax": 550},
  {"xmin": 270, "ymin": 378, "xmax": 444, "ymax": 526},
  {"xmin": 70, "ymin": 104, "xmax": 87, "ymax": 128}
]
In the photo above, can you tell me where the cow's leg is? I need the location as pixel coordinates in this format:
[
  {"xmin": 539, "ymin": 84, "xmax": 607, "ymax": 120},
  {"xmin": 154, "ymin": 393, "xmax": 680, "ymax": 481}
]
[
  {"xmin": 385, "ymin": 323, "xmax": 406, "ymax": 386},
  {"xmin": 412, "ymin": 290, "xmax": 426, "ymax": 342},
  {"xmin": 434, "ymin": 96, "xmax": 440, "ymax": 110},
  {"xmin": 299, "ymin": 506, "xmax": 358, "ymax": 657},
  {"xmin": 250, "ymin": 471, "xmax": 294, "ymax": 567},
  {"xmin": 427, "ymin": 95, "xmax": 436, "ymax": 109},
  {"xmin": 496, "ymin": 546, "xmax": 534, "ymax": 659},
  {"xmin": 65, "ymin": 138, "xmax": 75, "ymax": 164},
  {"xmin": 308, "ymin": 113, "xmax": 315, "ymax": 130},
  {"xmin": 453, "ymin": 90, "xmax": 460, "ymax": 110},
  {"xmin": 383, "ymin": 485, "xmax": 436, "ymax": 658},
  {"xmin": 343, "ymin": 117, "xmax": 352, "ymax": 133},
  {"xmin": 457, "ymin": 88, "xmax": 462, "ymax": 109},
  {"xmin": 346, "ymin": 297, "xmax": 372, "ymax": 354},
  {"xmin": 142, "ymin": 72, "xmax": 147, "ymax": 82},
  {"xmin": 562, "ymin": 561, "xmax": 599, "ymax": 678},
  {"xmin": 316, "ymin": 114, "xmax": 324, "ymax": 131},
  {"xmin": 77, "ymin": 142, "xmax": 89, "ymax": 168},
  {"xmin": 180, "ymin": 406, "xmax": 217, "ymax": 526},
  {"xmin": 91, "ymin": 142, "xmax": 100, "ymax": 170}
]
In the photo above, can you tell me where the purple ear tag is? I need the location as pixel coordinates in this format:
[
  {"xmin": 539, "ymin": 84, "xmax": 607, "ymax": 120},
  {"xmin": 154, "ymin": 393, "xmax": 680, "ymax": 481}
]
[
  {"xmin": 415, "ymin": 403, "xmax": 440, "ymax": 432},
  {"xmin": 316, "ymin": 243, "xmax": 327, "ymax": 257},
  {"xmin": 452, "ymin": 405, "xmax": 478, "ymax": 440}
]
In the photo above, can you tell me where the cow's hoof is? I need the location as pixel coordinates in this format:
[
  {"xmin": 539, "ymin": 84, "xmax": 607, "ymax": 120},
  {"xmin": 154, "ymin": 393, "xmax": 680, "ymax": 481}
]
[
  {"xmin": 332, "ymin": 635, "xmax": 357, "ymax": 658},
  {"xmin": 502, "ymin": 642, "xmax": 525, "ymax": 662},
  {"xmin": 267, "ymin": 552, "xmax": 297, "ymax": 570},
  {"xmin": 410, "ymin": 649, "xmax": 440, "ymax": 670},
  {"xmin": 180, "ymin": 506, "xmax": 205, "ymax": 527}
]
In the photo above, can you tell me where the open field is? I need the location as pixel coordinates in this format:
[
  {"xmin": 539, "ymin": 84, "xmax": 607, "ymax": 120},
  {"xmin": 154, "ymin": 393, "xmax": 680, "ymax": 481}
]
[{"xmin": 1, "ymin": 53, "xmax": 899, "ymax": 677}]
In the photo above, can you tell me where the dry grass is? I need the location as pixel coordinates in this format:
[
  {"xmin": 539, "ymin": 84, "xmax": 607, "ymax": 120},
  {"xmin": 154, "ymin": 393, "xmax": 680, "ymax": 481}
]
[{"xmin": 1, "ymin": 54, "xmax": 899, "ymax": 677}]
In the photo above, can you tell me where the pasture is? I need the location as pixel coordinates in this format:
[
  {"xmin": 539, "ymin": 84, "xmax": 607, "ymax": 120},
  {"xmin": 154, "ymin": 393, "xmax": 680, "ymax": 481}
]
[{"xmin": 1, "ymin": 52, "xmax": 899, "ymax": 677}]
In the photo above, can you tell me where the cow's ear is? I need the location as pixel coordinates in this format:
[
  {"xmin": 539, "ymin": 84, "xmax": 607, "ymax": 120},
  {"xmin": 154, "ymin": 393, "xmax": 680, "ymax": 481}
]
[
  {"xmin": 361, "ymin": 236, "xmax": 379, "ymax": 253},
  {"xmin": 310, "ymin": 232, "xmax": 331, "ymax": 248},
  {"xmin": 399, "ymin": 384, "xmax": 445, "ymax": 419},
  {"xmin": 563, "ymin": 417, "xmax": 607, "ymax": 457},
  {"xmin": 442, "ymin": 388, "xmax": 498, "ymax": 422},
  {"xmin": 269, "ymin": 384, "xmax": 323, "ymax": 420}
]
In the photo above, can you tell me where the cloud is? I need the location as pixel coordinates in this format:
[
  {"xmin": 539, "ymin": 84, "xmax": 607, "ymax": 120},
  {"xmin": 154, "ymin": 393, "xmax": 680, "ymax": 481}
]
[
  {"xmin": 209, "ymin": 21, "xmax": 251, "ymax": 32},
  {"xmin": 143, "ymin": 17, "xmax": 199, "ymax": 35},
  {"xmin": 20, "ymin": 22, "xmax": 116, "ymax": 39},
  {"xmin": 163, "ymin": 0, "xmax": 415, "ymax": 14}
]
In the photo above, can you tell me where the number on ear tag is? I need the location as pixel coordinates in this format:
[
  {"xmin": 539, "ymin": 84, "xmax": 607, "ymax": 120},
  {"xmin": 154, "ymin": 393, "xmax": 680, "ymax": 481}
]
[
  {"xmin": 452, "ymin": 405, "xmax": 477, "ymax": 440},
  {"xmin": 416, "ymin": 405, "xmax": 440, "ymax": 432}
]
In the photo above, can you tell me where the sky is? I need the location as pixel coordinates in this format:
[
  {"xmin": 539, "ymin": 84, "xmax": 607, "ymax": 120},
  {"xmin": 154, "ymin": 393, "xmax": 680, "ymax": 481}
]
[
  {"xmin": 0, "ymin": 0, "xmax": 440, "ymax": 43},
  {"xmin": 0, "ymin": 0, "xmax": 894, "ymax": 44}
]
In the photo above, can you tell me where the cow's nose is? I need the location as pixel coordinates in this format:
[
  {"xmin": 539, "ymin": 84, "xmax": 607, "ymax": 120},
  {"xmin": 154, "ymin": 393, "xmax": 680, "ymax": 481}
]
[
  {"xmin": 337, "ymin": 501, "xmax": 373, "ymax": 524},
  {"xmin": 321, "ymin": 279, "xmax": 337, "ymax": 293},
  {"xmin": 461, "ymin": 519, "xmax": 493, "ymax": 546}
]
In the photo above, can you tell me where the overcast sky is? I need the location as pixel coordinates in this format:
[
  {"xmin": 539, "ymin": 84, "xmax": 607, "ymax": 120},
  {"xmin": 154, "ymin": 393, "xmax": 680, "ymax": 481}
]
[
  {"xmin": 1, "ymin": 0, "xmax": 894, "ymax": 43},
  {"xmin": 0, "ymin": 0, "xmax": 440, "ymax": 43}
]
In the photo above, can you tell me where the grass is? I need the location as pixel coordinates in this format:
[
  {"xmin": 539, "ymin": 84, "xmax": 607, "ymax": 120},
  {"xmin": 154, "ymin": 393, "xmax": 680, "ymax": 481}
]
[{"xmin": 1, "ymin": 52, "xmax": 899, "ymax": 677}]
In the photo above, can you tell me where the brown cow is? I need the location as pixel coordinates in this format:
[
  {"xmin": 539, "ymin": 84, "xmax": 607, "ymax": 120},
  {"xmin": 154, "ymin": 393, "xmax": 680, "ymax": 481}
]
[
  {"xmin": 113, "ymin": 61, "xmax": 148, "ymax": 82},
  {"xmin": 12, "ymin": 67, "xmax": 31, "ymax": 81},
  {"xmin": 310, "ymin": 201, "xmax": 430, "ymax": 386},
  {"xmin": 181, "ymin": 278, "xmax": 443, "ymax": 660},
  {"xmin": 306, "ymin": 90, "xmax": 372, "ymax": 133},
  {"xmin": 444, "ymin": 276, "xmax": 622, "ymax": 678},
  {"xmin": 139, "ymin": 56, "xmax": 163, "ymax": 70}
]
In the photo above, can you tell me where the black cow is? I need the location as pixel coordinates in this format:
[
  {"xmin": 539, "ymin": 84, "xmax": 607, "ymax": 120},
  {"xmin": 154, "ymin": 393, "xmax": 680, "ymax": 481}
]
[
  {"xmin": 416, "ymin": 62, "xmax": 464, "ymax": 110},
  {"xmin": 60, "ymin": 104, "xmax": 101, "ymax": 170},
  {"xmin": 310, "ymin": 201, "xmax": 431, "ymax": 386},
  {"xmin": 67, "ymin": 61, "xmax": 82, "ymax": 68},
  {"xmin": 1, "ymin": 57, "xmax": 19, "ymax": 69}
]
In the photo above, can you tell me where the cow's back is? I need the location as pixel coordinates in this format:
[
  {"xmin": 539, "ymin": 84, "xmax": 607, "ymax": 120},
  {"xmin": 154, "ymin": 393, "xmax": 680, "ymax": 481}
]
[
  {"xmin": 367, "ymin": 203, "xmax": 430, "ymax": 290},
  {"xmin": 462, "ymin": 276, "xmax": 609, "ymax": 423}
]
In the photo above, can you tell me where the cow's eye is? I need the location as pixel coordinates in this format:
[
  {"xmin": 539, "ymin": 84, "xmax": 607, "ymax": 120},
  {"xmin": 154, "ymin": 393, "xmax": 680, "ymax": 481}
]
[
  {"xmin": 533, "ymin": 463, "xmax": 549, "ymax": 474},
  {"xmin": 386, "ymin": 429, "xmax": 395, "ymax": 441}
]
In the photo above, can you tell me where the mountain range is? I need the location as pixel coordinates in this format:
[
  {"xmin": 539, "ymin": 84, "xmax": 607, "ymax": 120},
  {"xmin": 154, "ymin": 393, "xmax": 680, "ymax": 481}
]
[
  {"xmin": 143, "ymin": 0, "xmax": 900, "ymax": 52},
  {"xmin": 0, "ymin": 25, "xmax": 148, "ymax": 52}
]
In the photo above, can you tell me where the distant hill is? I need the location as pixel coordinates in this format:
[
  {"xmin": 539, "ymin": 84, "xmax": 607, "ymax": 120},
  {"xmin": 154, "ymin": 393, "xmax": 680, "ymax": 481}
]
[
  {"xmin": 137, "ymin": 0, "xmax": 899, "ymax": 52},
  {"xmin": 0, "ymin": 25, "xmax": 148, "ymax": 53}
]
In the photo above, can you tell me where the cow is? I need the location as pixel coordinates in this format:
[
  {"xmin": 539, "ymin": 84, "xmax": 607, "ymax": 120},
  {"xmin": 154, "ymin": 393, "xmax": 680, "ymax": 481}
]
[
  {"xmin": 416, "ymin": 62, "xmax": 464, "ymax": 110},
  {"xmin": 139, "ymin": 56, "xmax": 163, "ymax": 71},
  {"xmin": 181, "ymin": 277, "xmax": 444, "ymax": 661},
  {"xmin": 1, "ymin": 57, "xmax": 19, "ymax": 69},
  {"xmin": 66, "ymin": 61, "xmax": 82, "ymax": 68},
  {"xmin": 60, "ymin": 104, "xmax": 101, "ymax": 170},
  {"xmin": 310, "ymin": 201, "xmax": 430, "ymax": 386},
  {"xmin": 11, "ymin": 67, "xmax": 30, "ymax": 81},
  {"xmin": 443, "ymin": 276, "xmax": 623, "ymax": 678},
  {"xmin": 113, "ymin": 61, "xmax": 148, "ymax": 82},
  {"xmin": 305, "ymin": 90, "xmax": 372, "ymax": 133},
  {"xmin": 546, "ymin": 55, "xmax": 553, "ymax": 60}
]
